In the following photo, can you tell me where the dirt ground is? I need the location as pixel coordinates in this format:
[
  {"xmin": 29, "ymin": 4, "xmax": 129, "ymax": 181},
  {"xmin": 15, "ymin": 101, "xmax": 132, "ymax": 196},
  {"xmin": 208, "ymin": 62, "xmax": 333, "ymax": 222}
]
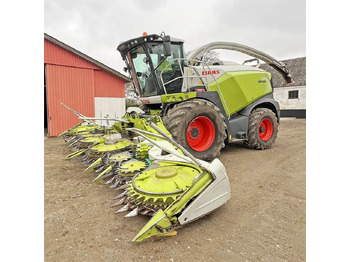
[{"xmin": 44, "ymin": 118, "xmax": 305, "ymax": 262}]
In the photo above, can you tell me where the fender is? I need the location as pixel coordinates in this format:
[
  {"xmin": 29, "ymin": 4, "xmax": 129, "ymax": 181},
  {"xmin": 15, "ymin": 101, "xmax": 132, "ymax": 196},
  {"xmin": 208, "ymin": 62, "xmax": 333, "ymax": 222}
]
[
  {"xmin": 225, "ymin": 93, "xmax": 280, "ymax": 142},
  {"xmin": 239, "ymin": 93, "xmax": 280, "ymax": 121}
]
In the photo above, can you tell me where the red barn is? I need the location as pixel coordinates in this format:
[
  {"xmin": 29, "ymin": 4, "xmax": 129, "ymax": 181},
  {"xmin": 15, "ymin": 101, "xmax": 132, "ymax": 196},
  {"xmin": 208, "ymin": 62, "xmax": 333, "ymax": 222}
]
[{"xmin": 44, "ymin": 33, "xmax": 130, "ymax": 136}]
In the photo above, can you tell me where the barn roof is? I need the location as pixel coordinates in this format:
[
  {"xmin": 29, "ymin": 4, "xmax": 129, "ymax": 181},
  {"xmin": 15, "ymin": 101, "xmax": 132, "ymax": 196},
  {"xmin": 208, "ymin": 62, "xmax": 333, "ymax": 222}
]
[
  {"xmin": 44, "ymin": 33, "xmax": 130, "ymax": 82},
  {"xmin": 261, "ymin": 57, "xmax": 306, "ymax": 87}
]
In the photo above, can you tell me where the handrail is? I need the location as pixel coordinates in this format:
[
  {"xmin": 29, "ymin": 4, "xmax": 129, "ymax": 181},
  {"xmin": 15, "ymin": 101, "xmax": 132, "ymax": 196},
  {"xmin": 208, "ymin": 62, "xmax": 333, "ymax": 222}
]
[{"xmin": 158, "ymin": 58, "xmax": 230, "ymax": 117}]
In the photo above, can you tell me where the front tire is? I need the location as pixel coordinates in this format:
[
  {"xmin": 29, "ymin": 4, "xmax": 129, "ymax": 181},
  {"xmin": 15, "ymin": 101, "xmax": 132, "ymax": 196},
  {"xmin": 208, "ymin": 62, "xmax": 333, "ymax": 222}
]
[
  {"xmin": 246, "ymin": 108, "xmax": 278, "ymax": 149},
  {"xmin": 163, "ymin": 99, "xmax": 227, "ymax": 161}
]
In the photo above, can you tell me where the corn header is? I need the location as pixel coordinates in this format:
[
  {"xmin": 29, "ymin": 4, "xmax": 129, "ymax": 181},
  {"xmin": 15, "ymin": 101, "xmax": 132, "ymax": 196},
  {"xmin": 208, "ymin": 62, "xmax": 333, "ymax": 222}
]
[{"xmin": 59, "ymin": 104, "xmax": 231, "ymax": 242}]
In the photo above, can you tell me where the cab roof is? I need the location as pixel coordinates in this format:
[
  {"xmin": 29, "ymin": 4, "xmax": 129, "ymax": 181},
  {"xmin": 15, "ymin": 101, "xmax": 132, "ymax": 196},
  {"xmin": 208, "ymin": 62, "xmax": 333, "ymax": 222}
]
[{"xmin": 117, "ymin": 34, "xmax": 184, "ymax": 57}]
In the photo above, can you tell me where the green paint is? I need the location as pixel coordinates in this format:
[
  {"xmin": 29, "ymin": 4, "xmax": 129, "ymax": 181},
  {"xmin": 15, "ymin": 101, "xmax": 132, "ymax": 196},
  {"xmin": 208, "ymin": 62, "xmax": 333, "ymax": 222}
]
[
  {"xmin": 130, "ymin": 114, "xmax": 171, "ymax": 139},
  {"xmin": 132, "ymin": 164, "xmax": 201, "ymax": 195},
  {"xmin": 93, "ymin": 165, "xmax": 112, "ymax": 182},
  {"xmin": 149, "ymin": 109, "xmax": 161, "ymax": 115},
  {"xmin": 80, "ymin": 135, "xmax": 107, "ymax": 145},
  {"xmin": 132, "ymin": 209, "xmax": 172, "ymax": 242},
  {"xmin": 90, "ymin": 139, "xmax": 132, "ymax": 153},
  {"xmin": 208, "ymin": 71, "xmax": 272, "ymax": 116},
  {"xmin": 164, "ymin": 171, "xmax": 212, "ymax": 217},
  {"xmin": 132, "ymin": 165, "xmax": 213, "ymax": 242},
  {"xmin": 161, "ymin": 92, "xmax": 197, "ymax": 103},
  {"xmin": 119, "ymin": 160, "xmax": 146, "ymax": 176},
  {"xmin": 84, "ymin": 157, "xmax": 102, "ymax": 173},
  {"xmin": 65, "ymin": 149, "xmax": 86, "ymax": 159}
]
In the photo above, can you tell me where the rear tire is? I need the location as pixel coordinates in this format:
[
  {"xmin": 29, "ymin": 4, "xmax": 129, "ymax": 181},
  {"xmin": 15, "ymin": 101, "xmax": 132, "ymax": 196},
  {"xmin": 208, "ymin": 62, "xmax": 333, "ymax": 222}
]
[
  {"xmin": 246, "ymin": 108, "xmax": 278, "ymax": 149},
  {"xmin": 163, "ymin": 99, "xmax": 227, "ymax": 161}
]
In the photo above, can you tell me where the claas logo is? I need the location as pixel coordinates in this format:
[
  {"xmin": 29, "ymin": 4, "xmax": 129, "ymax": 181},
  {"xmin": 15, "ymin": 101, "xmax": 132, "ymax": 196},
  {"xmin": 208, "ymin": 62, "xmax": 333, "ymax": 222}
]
[{"xmin": 202, "ymin": 70, "xmax": 220, "ymax": 75}]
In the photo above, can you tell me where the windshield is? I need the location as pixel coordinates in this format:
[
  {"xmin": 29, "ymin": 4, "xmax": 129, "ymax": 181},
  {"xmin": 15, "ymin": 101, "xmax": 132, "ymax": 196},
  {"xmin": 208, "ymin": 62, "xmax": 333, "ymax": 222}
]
[
  {"xmin": 128, "ymin": 42, "xmax": 184, "ymax": 97},
  {"xmin": 129, "ymin": 46, "xmax": 158, "ymax": 97}
]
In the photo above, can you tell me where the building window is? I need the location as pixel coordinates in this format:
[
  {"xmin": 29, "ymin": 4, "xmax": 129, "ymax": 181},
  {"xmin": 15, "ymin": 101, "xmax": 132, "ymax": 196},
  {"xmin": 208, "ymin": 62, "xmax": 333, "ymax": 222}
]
[{"xmin": 288, "ymin": 90, "xmax": 299, "ymax": 99}]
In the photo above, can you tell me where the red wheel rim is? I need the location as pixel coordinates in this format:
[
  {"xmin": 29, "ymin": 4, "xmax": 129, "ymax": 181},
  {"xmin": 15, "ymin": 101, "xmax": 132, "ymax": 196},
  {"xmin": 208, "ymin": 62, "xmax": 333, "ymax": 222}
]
[
  {"xmin": 258, "ymin": 118, "xmax": 273, "ymax": 141},
  {"xmin": 186, "ymin": 116, "xmax": 215, "ymax": 151}
]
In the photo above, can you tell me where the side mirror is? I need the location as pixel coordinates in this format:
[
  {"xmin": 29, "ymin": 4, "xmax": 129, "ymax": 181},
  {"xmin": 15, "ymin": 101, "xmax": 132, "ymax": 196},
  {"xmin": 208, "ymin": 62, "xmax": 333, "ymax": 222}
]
[{"xmin": 163, "ymin": 35, "xmax": 172, "ymax": 57}]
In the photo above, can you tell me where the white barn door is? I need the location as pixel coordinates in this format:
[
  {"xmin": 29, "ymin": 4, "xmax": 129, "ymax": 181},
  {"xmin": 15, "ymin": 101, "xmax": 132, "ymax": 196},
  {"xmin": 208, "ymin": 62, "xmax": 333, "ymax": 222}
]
[{"xmin": 94, "ymin": 97, "xmax": 125, "ymax": 126}]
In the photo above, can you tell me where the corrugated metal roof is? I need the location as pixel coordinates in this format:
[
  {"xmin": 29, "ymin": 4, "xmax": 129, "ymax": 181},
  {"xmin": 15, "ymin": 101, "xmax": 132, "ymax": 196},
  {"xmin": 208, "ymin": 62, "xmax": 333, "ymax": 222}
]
[
  {"xmin": 44, "ymin": 39, "xmax": 99, "ymax": 70},
  {"xmin": 44, "ymin": 33, "xmax": 131, "ymax": 82}
]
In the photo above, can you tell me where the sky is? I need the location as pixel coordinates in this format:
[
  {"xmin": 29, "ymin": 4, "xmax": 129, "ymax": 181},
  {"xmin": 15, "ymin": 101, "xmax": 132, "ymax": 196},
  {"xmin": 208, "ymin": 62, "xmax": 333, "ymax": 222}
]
[{"xmin": 44, "ymin": 0, "xmax": 306, "ymax": 75}]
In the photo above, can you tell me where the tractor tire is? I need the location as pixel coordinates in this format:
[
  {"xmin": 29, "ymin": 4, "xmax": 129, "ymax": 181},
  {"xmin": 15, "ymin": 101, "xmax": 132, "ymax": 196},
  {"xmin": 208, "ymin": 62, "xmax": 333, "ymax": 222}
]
[
  {"xmin": 246, "ymin": 108, "xmax": 278, "ymax": 149},
  {"xmin": 163, "ymin": 99, "xmax": 227, "ymax": 161}
]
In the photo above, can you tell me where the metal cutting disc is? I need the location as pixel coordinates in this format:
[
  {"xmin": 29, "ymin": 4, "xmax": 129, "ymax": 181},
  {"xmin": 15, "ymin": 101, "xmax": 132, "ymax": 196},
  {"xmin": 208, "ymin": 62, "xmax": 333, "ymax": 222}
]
[
  {"xmin": 119, "ymin": 160, "xmax": 147, "ymax": 176},
  {"xmin": 125, "ymin": 161, "xmax": 202, "ymax": 210}
]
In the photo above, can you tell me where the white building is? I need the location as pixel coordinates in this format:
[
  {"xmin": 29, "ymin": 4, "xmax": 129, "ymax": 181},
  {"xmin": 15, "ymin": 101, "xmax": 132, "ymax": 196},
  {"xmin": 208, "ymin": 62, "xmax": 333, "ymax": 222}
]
[{"xmin": 261, "ymin": 57, "xmax": 306, "ymax": 118}]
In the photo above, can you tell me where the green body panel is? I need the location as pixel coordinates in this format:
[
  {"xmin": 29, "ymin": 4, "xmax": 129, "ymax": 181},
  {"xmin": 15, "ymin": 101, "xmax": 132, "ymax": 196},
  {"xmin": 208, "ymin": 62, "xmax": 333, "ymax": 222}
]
[
  {"xmin": 161, "ymin": 92, "xmax": 197, "ymax": 104},
  {"xmin": 149, "ymin": 109, "xmax": 161, "ymax": 115},
  {"xmin": 165, "ymin": 171, "xmax": 212, "ymax": 217},
  {"xmin": 128, "ymin": 114, "xmax": 171, "ymax": 139},
  {"xmin": 208, "ymin": 71, "xmax": 272, "ymax": 116},
  {"xmin": 112, "ymin": 121, "xmax": 123, "ymax": 133}
]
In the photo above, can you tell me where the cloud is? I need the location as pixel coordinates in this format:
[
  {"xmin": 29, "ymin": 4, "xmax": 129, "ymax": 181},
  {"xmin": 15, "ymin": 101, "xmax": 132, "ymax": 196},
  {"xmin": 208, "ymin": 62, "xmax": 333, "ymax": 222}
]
[{"xmin": 44, "ymin": 0, "xmax": 305, "ymax": 72}]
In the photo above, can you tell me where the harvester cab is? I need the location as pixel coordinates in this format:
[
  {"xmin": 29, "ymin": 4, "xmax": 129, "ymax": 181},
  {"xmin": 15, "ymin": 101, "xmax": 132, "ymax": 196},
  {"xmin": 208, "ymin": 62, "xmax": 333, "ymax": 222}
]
[
  {"xmin": 117, "ymin": 33, "xmax": 293, "ymax": 160},
  {"xmin": 117, "ymin": 33, "xmax": 186, "ymax": 98}
]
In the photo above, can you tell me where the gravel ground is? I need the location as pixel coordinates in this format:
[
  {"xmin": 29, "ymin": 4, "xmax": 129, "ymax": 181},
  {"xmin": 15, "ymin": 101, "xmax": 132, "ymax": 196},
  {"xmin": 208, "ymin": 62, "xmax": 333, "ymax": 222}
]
[{"xmin": 44, "ymin": 118, "xmax": 305, "ymax": 262}]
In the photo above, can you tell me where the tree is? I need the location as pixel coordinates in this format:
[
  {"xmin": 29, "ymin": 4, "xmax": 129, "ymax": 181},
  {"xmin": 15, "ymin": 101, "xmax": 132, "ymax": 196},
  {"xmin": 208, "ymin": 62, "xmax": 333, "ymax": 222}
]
[
  {"xmin": 186, "ymin": 50, "xmax": 221, "ymax": 65},
  {"xmin": 125, "ymin": 82, "xmax": 141, "ymax": 108},
  {"xmin": 202, "ymin": 50, "xmax": 221, "ymax": 65}
]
